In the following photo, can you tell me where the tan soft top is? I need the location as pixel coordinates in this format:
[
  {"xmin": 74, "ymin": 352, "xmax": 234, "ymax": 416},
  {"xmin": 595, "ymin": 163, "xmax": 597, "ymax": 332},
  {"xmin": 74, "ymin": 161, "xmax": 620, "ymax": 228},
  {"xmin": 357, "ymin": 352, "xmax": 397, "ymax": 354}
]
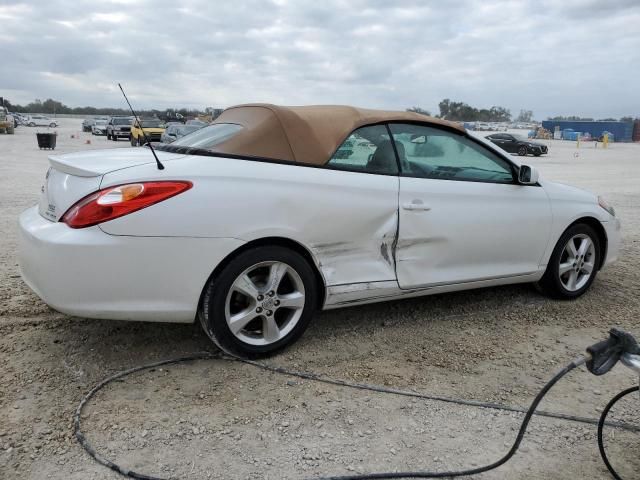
[{"xmin": 211, "ymin": 104, "xmax": 464, "ymax": 166}]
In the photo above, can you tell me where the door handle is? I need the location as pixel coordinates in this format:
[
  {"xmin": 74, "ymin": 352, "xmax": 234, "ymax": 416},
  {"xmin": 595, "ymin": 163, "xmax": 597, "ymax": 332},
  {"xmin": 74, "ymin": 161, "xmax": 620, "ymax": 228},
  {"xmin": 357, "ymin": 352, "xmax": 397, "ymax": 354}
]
[{"xmin": 402, "ymin": 200, "xmax": 431, "ymax": 211}]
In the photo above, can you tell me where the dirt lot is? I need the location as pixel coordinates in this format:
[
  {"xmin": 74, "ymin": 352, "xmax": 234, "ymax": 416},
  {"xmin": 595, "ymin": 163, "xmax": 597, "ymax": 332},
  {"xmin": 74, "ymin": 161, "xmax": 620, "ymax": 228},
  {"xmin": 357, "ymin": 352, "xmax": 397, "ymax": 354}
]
[{"xmin": 1, "ymin": 120, "xmax": 639, "ymax": 479}]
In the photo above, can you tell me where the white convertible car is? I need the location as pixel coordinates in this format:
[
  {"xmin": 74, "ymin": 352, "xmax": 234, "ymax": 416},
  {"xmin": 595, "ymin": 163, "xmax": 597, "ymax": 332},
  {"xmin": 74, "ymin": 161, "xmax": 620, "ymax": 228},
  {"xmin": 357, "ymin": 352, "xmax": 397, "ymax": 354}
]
[{"xmin": 19, "ymin": 104, "xmax": 621, "ymax": 356}]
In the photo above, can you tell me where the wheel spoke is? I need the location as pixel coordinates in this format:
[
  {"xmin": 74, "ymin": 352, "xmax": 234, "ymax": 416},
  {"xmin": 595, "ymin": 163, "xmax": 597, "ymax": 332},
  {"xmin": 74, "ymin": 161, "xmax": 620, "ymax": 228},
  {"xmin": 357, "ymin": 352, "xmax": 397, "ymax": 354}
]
[
  {"xmin": 581, "ymin": 261, "xmax": 594, "ymax": 274},
  {"xmin": 262, "ymin": 316, "xmax": 281, "ymax": 342},
  {"xmin": 233, "ymin": 274, "xmax": 260, "ymax": 300},
  {"xmin": 268, "ymin": 263, "xmax": 288, "ymax": 292},
  {"xmin": 567, "ymin": 270, "xmax": 578, "ymax": 290},
  {"xmin": 577, "ymin": 237, "xmax": 592, "ymax": 257},
  {"xmin": 278, "ymin": 292, "xmax": 305, "ymax": 310},
  {"xmin": 565, "ymin": 240, "xmax": 578, "ymax": 259},
  {"xmin": 228, "ymin": 309, "xmax": 258, "ymax": 335},
  {"xmin": 559, "ymin": 262, "xmax": 574, "ymax": 275}
]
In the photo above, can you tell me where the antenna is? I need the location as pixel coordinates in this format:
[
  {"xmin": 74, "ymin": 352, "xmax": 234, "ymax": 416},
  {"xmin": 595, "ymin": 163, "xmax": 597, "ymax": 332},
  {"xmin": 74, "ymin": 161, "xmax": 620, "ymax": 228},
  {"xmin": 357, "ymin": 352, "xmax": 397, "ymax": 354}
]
[{"xmin": 118, "ymin": 83, "xmax": 164, "ymax": 170}]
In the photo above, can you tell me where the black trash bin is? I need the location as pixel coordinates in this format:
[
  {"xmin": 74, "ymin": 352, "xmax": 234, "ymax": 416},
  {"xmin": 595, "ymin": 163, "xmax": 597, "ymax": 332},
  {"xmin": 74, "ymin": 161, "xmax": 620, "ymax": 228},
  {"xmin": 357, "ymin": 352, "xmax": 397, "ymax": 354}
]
[{"xmin": 36, "ymin": 132, "xmax": 57, "ymax": 150}]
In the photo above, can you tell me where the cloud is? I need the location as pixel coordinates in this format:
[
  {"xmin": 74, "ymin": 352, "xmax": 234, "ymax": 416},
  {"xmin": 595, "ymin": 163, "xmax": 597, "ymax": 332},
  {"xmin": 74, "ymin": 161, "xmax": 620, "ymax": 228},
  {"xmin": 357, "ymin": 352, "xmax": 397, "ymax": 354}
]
[{"xmin": 0, "ymin": 0, "xmax": 638, "ymax": 119}]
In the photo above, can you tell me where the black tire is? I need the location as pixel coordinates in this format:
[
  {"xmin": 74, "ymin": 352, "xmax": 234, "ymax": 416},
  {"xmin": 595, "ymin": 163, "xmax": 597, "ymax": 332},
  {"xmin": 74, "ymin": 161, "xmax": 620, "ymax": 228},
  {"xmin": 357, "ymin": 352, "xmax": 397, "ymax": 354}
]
[
  {"xmin": 534, "ymin": 152, "xmax": 541, "ymax": 157},
  {"xmin": 49, "ymin": 123, "xmax": 56, "ymax": 127},
  {"xmin": 28, "ymin": 122, "xmax": 35, "ymax": 127},
  {"xmin": 518, "ymin": 145, "xmax": 528, "ymax": 156},
  {"xmin": 199, "ymin": 246, "xmax": 318, "ymax": 357},
  {"xmin": 537, "ymin": 223, "xmax": 601, "ymax": 299}
]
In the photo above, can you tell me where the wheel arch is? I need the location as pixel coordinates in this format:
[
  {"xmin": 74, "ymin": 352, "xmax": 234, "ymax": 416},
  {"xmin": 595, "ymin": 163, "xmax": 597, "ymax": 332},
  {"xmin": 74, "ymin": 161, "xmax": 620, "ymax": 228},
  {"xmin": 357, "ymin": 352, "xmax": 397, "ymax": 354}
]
[
  {"xmin": 197, "ymin": 236, "xmax": 327, "ymax": 314},
  {"xmin": 568, "ymin": 216, "xmax": 608, "ymax": 269}
]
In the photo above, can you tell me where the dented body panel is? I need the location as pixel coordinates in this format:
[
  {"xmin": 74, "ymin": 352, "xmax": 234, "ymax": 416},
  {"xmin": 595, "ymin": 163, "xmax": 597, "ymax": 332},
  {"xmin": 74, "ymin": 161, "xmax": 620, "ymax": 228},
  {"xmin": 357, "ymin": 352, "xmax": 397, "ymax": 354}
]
[
  {"xmin": 99, "ymin": 155, "xmax": 400, "ymax": 287},
  {"xmin": 396, "ymin": 177, "xmax": 552, "ymax": 288}
]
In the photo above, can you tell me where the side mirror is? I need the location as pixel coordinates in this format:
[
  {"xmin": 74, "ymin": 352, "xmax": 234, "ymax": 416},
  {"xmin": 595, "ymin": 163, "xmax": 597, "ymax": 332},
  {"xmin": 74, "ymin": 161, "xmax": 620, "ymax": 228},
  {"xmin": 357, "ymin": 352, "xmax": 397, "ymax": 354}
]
[
  {"xmin": 518, "ymin": 164, "xmax": 539, "ymax": 185},
  {"xmin": 410, "ymin": 134, "xmax": 426, "ymax": 144}
]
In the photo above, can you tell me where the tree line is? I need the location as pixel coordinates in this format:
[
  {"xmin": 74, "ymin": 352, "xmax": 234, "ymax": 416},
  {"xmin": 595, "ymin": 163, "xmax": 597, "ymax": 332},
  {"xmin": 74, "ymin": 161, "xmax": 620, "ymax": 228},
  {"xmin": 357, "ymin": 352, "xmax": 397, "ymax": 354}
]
[
  {"xmin": 1, "ymin": 97, "xmax": 206, "ymax": 119},
  {"xmin": 4, "ymin": 97, "xmax": 635, "ymax": 124},
  {"xmin": 407, "ymin": 100, "xmax": 533, "ymax": 122}
]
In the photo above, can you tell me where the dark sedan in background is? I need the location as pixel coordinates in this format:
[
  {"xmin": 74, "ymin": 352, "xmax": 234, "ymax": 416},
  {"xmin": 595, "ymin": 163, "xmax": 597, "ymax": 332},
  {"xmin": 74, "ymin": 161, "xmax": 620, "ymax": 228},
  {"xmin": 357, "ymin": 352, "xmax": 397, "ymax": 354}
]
[{"xmin": 486, "ymin": 133, "xmax": 548, "ymax": 156}]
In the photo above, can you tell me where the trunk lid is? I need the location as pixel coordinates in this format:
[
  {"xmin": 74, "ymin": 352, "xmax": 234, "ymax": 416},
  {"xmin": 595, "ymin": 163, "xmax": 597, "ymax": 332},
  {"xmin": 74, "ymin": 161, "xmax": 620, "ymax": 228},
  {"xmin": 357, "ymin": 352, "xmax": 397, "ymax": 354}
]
[{"xmin": 38, "ymin": 148, "xmax": 186, "ymax": 221}]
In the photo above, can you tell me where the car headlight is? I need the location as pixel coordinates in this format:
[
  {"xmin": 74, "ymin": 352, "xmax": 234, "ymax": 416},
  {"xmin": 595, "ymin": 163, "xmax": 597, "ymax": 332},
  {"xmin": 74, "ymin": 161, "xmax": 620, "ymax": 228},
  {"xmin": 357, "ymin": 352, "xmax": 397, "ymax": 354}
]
[{"xmin": 598, "ymin": 196, "xmax": 615, "ymax": 217}]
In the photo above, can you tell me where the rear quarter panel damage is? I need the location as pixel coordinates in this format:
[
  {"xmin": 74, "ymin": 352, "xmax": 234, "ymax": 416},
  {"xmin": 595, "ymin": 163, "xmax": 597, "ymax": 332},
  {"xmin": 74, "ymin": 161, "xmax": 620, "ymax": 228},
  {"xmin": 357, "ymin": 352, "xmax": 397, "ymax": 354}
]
[{"xmin": 98, "ymin": 156, "xmax": 400, "ymax": 287}]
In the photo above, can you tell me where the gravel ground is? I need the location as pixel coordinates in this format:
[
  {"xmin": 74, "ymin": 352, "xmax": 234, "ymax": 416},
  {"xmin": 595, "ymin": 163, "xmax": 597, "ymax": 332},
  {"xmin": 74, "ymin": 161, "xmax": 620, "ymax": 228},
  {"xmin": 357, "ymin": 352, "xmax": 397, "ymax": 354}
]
[{"xmin": 1, "ymin": 120, "xmax": 639, "ymax": 479}]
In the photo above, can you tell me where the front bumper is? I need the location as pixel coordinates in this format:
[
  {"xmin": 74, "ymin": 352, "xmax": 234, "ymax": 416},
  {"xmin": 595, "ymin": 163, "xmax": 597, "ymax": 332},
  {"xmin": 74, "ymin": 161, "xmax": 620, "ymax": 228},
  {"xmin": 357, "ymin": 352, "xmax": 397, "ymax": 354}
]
[
  {"xmin": 112, "ymin": 130, "xmax": 130, "ymax": 137},
  {"xmin": 602, "ymin": 217, "xmax": 622, "ymax": 267},
  {"xmin": 18, "ymin": 206, "xmax": 244, "ymax": 323}
]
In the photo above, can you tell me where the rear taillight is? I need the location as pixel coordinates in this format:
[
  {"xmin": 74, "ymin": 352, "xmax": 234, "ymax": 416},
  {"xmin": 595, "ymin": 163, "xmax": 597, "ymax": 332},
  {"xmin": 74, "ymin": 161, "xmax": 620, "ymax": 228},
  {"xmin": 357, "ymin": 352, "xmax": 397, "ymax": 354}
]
[{"xmin": 61, "ymin": 181, "xmax": 192, "ymax": 228}]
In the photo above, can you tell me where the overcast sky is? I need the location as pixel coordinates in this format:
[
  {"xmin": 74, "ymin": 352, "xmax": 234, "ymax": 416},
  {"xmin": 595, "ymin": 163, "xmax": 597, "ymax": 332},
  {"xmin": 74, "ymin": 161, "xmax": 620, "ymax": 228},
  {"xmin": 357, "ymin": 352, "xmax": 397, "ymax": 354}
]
[{"xmin": 1, "ymin": 0, "xmax": 638, "ymax": 119}]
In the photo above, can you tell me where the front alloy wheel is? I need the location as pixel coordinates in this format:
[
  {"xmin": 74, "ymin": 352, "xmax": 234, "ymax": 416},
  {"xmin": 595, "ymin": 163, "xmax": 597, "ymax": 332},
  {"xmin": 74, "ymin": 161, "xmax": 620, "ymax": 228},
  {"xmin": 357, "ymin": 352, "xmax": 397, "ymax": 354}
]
[
  {"xmin": 538, "ymin": 224, "xmax": 601, "ymax": 299},
  {"xmin": 558, "ymin": 234, "xmax": 596, "ymax": 292},
  {"xmin": 200, "ymin": 246, "xmax": 317, "ymax": 357}
]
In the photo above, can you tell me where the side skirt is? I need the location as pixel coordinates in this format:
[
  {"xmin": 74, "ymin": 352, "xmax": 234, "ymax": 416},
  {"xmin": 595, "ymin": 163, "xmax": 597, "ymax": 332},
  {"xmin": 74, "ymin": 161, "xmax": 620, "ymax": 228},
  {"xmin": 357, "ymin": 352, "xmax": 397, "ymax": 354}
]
[{"xmin": 323, "ymin": 271, "xmax": 544, "ymax": 310}]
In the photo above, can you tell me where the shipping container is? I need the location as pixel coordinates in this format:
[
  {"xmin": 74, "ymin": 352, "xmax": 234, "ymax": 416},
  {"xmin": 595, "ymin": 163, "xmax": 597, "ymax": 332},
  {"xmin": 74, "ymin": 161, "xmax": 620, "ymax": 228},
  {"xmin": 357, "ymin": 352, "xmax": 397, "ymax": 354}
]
[
  {"xmin": 541, "ymin": 120, "xmax": 633, "ymax": 142},
  {"xmin": 633, "ymin": 119, "xmax": 640, "ymax": 142}
]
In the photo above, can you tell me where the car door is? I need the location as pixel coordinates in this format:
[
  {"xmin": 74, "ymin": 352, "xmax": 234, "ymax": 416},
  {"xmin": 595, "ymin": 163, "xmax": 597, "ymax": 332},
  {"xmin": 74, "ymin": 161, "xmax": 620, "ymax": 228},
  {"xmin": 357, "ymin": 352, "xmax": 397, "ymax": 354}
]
[
  {"xmin": 501, "ymin": 134, "xmax": 518, "ymax": 153},
  {"xmin": 389, "ymin": 123, "xmax": 552, "ymax": 288}
]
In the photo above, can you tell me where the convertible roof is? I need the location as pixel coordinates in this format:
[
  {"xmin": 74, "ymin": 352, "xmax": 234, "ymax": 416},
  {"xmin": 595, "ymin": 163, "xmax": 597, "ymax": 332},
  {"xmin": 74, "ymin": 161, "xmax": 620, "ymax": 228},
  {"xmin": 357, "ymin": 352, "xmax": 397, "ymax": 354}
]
[{"xmin": 211, "ymin": 104, "xmax": 465, "ymax": 166}]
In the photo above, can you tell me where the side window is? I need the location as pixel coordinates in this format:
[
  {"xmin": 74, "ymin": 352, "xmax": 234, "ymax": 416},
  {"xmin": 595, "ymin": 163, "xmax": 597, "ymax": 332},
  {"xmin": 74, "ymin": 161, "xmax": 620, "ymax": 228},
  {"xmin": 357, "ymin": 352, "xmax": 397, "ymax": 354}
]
[
  {"xmin": 389, "ymin": 124, "xmax": 514, "ymax": 183},
  {"xmin": 327, "ymin": 125, "xmax": 398, "ymax": 174}
]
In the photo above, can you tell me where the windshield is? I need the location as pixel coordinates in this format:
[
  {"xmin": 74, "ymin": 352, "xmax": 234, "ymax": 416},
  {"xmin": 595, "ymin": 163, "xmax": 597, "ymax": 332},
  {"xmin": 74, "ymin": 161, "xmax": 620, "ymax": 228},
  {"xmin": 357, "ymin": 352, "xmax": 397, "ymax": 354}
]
[
  {"xmin": 139, "ymin": 119, "xmax": 163, "ymax": 128},
  {"xmin": 171, "ymin": 123, "xmax": 243, "ymax": 149},
  {"xmin": 113, "ymin": 118, "xmax": 132, "ymax": 125},
  {"xmin": 95, "ymin": 120, "xmax": 107, "ymax": 126}
]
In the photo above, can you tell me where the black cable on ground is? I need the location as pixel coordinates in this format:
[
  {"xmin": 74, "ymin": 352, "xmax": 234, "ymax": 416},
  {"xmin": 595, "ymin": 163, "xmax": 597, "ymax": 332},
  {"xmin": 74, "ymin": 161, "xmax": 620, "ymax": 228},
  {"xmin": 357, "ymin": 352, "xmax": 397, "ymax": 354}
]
[
  {"xmin": 597, "ymin": 385, "xmax": 639, "ymax": 480},
  {"xmin": 74, "ymin": 353, "xmax": 636, "ymax": 480}
]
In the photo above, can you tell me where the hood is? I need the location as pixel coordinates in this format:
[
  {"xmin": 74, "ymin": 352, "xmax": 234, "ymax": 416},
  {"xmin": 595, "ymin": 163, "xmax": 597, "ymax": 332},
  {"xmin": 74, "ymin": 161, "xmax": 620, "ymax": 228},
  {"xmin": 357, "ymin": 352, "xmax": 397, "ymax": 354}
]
[
  {"xmin": 540, "ymin": 178, "xmax": 598, "ymax": 203},
  {"xmin": 139, "ymin": 127, "xmax": 165, "ymax": 133}
]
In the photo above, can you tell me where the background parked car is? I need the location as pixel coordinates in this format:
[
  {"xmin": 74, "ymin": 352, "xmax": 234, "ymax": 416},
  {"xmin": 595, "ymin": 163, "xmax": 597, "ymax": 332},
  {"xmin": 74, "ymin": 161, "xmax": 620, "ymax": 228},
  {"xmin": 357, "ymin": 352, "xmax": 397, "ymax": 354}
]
[
  {"xmin": 82, "ymin": 118, "xmax": 95, "ymax": 132},
  {"xmin": 160, "ymin": 124, "xmax": 203, "ymax": 143},
  {"xmin": 92, "ymin": 119, "xmax": 108, "ymax": 136},
  {"xmin": 186, "ymin": 119, "xmax": 208, "ymax": 127},
  {"xmin": 129, "ymin": 118, "xmax": 166, "ymax": 146},
  {"xmin": 486, "ymin": 133, "xmax": 548, "ymax": 156},
  {"xmin": 106, "ymin": 116, "xmax": 133, "ymax": 141},
  {"xmin": 25, "ymin": 115, "xmax": 58, "ymax": 127}
]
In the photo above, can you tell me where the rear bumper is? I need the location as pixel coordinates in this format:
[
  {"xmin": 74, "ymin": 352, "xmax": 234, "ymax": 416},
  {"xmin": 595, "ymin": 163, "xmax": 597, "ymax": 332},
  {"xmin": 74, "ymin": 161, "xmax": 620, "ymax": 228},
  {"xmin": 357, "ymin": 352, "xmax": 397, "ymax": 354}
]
[{"xmin": 18, "ymin": 206, "xmax": 244, "ymax": 323}]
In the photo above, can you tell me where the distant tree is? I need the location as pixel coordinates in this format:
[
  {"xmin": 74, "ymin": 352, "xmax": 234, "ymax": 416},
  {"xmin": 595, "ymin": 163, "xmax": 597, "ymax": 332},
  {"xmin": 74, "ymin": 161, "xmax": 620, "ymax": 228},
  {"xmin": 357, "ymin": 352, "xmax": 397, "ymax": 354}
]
[
  {"xmin": 406, "ymin": 107, "xmax": 431, "ymax": 117},
  {"xmin": 548, "ymin": 115, "xmax": 594, "ymax": 121},
  {"xmin": 620, "ymin": 116, "xmax": 634, "ymax": 123},
  {"xmin": 437, "ymin": 99, "xmax": 510, "ymax": 122},
  {"xmin": 516, "ymin": 109, "xmax": 533, "ymax": 122}
]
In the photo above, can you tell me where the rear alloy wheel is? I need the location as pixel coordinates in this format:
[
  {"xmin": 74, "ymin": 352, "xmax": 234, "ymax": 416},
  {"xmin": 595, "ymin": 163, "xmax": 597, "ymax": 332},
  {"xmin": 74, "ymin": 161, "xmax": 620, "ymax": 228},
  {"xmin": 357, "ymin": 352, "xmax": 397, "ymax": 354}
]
[
  {"xmin": 537, "ymin": 224, "xmax": 600, "ymax": 299},
  {"xmin": 518, "ymin": 145, "xmax": 528, "ymax": 156},
  {"xmin": 200, "ymin": 246, "xmax": 317, "ymax": 357}
]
